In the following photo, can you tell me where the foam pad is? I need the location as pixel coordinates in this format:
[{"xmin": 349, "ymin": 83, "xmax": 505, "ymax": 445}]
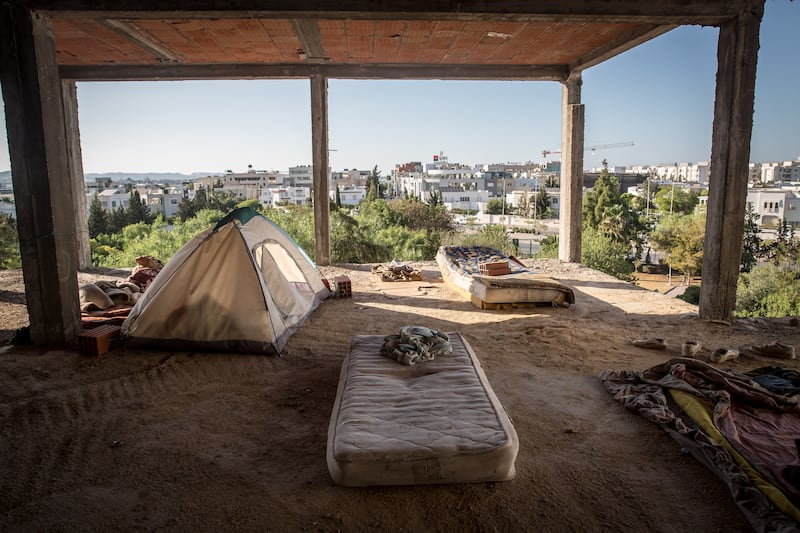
[{"xmin": 327, "ymin": 332, "xmax": 519, "ymax": 486}]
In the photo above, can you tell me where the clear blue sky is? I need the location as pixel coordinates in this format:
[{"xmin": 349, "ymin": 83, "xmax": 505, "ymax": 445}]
[{"xmin": 0, "ymin": 0, "xmax": 797, "ymax": 175}]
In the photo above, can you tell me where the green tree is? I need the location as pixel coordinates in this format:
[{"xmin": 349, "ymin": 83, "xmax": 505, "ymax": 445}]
[
  {"xmin": 335, "ymin": 185, "xmax": 342, "ymax": 209},
  {"xmin": 0, "ymin": 213, "xmax": 21, "ymax": 269},
  {"xmin": 366, "ymin": 166, "xmax": 383, "ymax": 200},
  {"xmin": 176, "ymin": 197, "xmax": 196, "ymax": 221},
  {"xmin": 330, "ymin": 209, "xmax": 387, "ymax": 262},
  {"xmin": 485, "ymin": 198, "xmax": 505, "ymax": 215},
  {"xmin": 762, "ymin": 220, "xmax": 799, "ymax": 266},
  {"xmin": 533, "ymin": 189, "xmax": 551, "ymax": 219},
  {"xmin": 387, "ymin": 197, "xmax": 454, "ymax": 234},
  {"xmin": 740, "ymin": 203, "xmax": 763, "ymax": 272},
  {"xmin": 583, "ymin": 162, "xmax": 648, "ymax": 263},
  {"xmin": 194, "ymin": 188, "xmax": 209, "ymax": 211},
  {"xmin": 583, "ymin": 161, "xmax": 621, "ymax": 229},
  {"xmin": 365, "ymin": 181, "xmax": 378, "ymax": 203},
  {"xmin": 107, "ymin": 207, "xmax": 129, "ymax": 234},
  {"xmin": 88, "ymin": 194, "xmax": 108, "ymax": 238},
  {"xmin": 650, "ymin": 213, "xmax": 706, "ymax": 282},
  {"xmin": 654, "ymin": 186, "xmax": 698, "ymax": 215},
  {"xmin": 126, "ymin": 190, "xmax": 155, "ymax": 225},
  {"xmin": 207, "ymin": 190, "xmax": 240, "ymax": 212}
]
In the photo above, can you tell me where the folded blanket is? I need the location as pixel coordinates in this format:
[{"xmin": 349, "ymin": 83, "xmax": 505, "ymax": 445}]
[{"xmin": 380, "ymin": 326, "xmax": 452, "ymax": 365}]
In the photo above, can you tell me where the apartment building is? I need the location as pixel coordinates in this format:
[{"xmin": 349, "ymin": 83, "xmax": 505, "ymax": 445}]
[
  {"xmin": 760, "ymin": 159, "xmax": 800, "ymax": 183},
  {"xmin": 260, "ymin": 187, "xmax": 310, "ymax": 207}
]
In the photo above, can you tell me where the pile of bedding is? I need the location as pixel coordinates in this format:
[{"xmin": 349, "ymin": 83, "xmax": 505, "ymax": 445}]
[{"xmin": 601, "ymin": 358, "xmax": 800, "ymax": 531}]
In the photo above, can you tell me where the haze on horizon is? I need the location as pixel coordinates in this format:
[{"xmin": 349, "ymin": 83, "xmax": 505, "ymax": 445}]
[{"xmin": 0, "ymin": 1, "xmax": 797, "ymax": 176}]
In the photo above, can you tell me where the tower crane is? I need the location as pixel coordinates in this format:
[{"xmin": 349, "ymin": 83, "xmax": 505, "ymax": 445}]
[{"xmin": 542, "ymin": 141, "xmax": 634, "ymax": 161}]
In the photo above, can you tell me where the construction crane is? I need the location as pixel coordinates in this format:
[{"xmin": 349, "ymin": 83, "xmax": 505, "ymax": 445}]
[{"xmin": 542, "ymin": 141, "xmax": 634, "ymax": 161}]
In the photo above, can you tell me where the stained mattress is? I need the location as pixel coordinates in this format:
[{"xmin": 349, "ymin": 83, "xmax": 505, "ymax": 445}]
[
  {"xmin": 326, "ymin": 332, "xmax": 519, "ymax": 486},
  {"xmin": 435, "ymin": 245, "xmax": 575, "ymax": 308}
]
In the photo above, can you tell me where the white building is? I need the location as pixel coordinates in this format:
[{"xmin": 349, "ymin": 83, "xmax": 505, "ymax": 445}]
[
  {"xmin": 96, "ymin": 188, "xmax": 129, "ymax": 212},
  {"xmin": 440, "ymin": 186, "xmax": 487, "ymax": 213},
  {"xmin": 141, "ymin": 187, "xmax": 185, "ymax": 218},
  {"xmin": 331, "ymin": 185, "xmax": 367, "ymax": 206},
  {"xmin": 399, "ymin": 176, "xmax": 441, "ymax": 200},
  {"xmin": 260, "ymin": 187, "xmax": 310, "ymax": 207},
  {"xmin": 700, "ymin": 187, "xmax": 800, "ymax": 229},
  {"xmin": 746, "ymin": 189, "xmax": 791, "ymax": 228},
  {"xmin": 653, "ymin": 162, "xmax": 709, "ymax": 185}
]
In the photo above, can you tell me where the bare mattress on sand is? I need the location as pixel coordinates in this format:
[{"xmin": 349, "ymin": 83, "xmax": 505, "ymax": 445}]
[{"xmin": 326, "ymin": 332, "xmax": 519, "ymax": 486}]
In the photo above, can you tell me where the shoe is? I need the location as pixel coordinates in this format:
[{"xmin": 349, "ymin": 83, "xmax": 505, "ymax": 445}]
[
  {"xmin": 749, "ymin": 342, "xmax": 796, "ymax": 360},
  {"xmin": 711, "ymin": 348, "xmax": 739, "ymax": 363},
  {"xmin": 682, "ymin": 340, "xmax": 702, "ymax": 357},
  {"xmin": 632, "ymin": 338, "xmax": 667, "ymax": 350}
]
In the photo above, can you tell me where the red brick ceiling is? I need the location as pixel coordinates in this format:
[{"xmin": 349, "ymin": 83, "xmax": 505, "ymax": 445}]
[{"xmin": 52, "ymin": 17, "xmax": 644, "ymax": 67}]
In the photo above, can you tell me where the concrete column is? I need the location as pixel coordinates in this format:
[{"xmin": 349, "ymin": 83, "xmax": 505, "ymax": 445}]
[
  {"xmin": 559, "ymin": 74, "xmax": 584, "ymax": 263},
  {"xmin": 62, "ymin": 80, "xmax": 91, "ymax": 269},
  {"xmin": 700, "ymin": 7, "xmax": 763, "ymax": 321},
  {"xmin": 310, "ymin": 74, "xmax": 330, "ymax": 266},
  {"xmin": 0, "ymin": 4, "xmax": 81, "ymax": 345}
]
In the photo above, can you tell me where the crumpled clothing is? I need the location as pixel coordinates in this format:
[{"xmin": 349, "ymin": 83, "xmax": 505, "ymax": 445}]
[
  {"xmin": 79, "ymin": 280, "xmax": 141, "ymax": 312},
  {"xmin": 380, "ymin": 325, "xmax": 452, "ymax": 365}
]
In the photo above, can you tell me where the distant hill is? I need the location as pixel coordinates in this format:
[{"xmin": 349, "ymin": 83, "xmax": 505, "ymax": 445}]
[
  {"xmin": 84, "ymin": 171, "xmax": 221, "ymax": 182},
  {"xmin": 0, "ymin": 170, "xmax": 221, "ymax": 185}
]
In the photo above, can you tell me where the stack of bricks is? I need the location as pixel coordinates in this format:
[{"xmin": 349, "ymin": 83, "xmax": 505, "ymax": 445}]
[
  {"xmin": 479, "ymin": 260, "xmax": 512, "ymax": 276},
  {"xmin": 333, "ymin": 275, "xmax": 352, "ymax": 298},
  {"xmin": 77, "ymin": 324, "xmax": 121, "ymax": 357}
]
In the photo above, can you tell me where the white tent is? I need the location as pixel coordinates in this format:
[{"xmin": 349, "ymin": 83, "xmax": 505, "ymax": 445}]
[{"xmin": 121, "ymin": 207, "xmax": 330, "ymax": 354}]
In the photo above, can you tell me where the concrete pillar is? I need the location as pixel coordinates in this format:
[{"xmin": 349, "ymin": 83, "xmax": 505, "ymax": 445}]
[
  {"xmin": 0, "ymin": 5, "xmax": 81, "ymax": 346},
  {"xmin": 310, "ymin": 74, "xmax": 330, "ymax": 266},
  {"xmin": 700, "ymin": 7, "xmax": 763, "ymax": 321},
  {"xmin": 62, "ymin": 81, "xmax": 91, "ymax": 269},
  {"xmin": 559, "ymin": 74, "xmax": 584, "ymax": 263}
]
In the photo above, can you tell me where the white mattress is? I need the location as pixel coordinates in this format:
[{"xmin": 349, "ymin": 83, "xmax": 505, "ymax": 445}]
[
  {"xmin": 435, "ymin": 248, "xmax": 574, "ymax": 308},
  {"xmin": 326, "ymin": 333, "xmax": 519, "ymax": 486}
]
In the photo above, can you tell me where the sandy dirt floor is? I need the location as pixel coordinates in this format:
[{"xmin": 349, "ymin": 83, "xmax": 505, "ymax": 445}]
[{"xmin": 1, "ymin": 260, "xmax": 799, "ymax": 532}]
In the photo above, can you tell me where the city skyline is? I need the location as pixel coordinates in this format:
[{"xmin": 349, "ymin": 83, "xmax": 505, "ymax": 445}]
[{"xmin": 0, "ymin": 1, "xmax": 797, "ymax": 176}]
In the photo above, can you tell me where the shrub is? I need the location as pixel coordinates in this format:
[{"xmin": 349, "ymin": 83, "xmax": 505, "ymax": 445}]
[
  {"xmin": 581, "ymin": 227, "xmax": 635, "ymax": 282},
  {"xmin": 444, "ymin": 224, "xmax": 514, "ymax": 255},
  {"xmin": 677, "ymin": 285, "xmax": 701, "ymax": 305},
  {"xmin": 736, "ymin": 261, "xmax": 800, "ymax": 317}
]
